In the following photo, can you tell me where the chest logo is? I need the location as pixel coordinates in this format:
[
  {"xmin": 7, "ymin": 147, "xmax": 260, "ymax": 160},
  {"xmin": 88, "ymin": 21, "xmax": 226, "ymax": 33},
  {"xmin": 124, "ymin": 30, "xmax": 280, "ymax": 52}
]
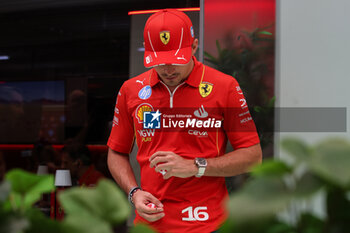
[
  {"xmin": 194, "ymin": 105, "xmax": 208, "ymax": 118},
  {"xmin": 135, "ymin": 103, "xmax": 154, "ymax": 123},
  {"xmin": 199, "ymin": 82, "xmax": 213, "ymax": 98},
  {"xmin": 160, "ymin": 31, "xmax": 170, "ymax": 45},
  {"xmin": 138, "ymin": 85, "xmax": 152, "ymax": 100}
]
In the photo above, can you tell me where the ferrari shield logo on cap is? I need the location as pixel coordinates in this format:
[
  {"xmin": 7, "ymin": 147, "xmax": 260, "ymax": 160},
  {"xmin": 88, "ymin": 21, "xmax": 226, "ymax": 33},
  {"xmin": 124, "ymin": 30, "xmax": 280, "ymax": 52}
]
[
  {"xmin": 199, "ymin": 82, "xmax": 213, "ymax": 98},
  {"xmin": 160, "ymin": 31, "xmax": 170, "ymax": 45}
]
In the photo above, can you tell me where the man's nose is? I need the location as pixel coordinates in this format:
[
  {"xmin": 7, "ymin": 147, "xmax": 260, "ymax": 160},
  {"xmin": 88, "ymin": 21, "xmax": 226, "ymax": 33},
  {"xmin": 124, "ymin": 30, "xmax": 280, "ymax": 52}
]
[{"xmin": 163, "ymin": 65, "xmax": 176, "ymax": 75}]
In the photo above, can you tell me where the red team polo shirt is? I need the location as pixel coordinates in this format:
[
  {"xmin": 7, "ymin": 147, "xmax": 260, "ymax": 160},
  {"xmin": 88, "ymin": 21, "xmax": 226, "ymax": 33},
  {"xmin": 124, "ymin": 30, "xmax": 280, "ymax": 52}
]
[{"xmin": 107, "ymin": 57, "xmax": 260, "ymax": 233}]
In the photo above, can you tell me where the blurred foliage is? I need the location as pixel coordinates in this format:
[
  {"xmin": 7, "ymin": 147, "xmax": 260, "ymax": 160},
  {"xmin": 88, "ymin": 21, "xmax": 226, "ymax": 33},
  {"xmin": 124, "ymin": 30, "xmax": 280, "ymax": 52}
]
[
  {"xmin": 220, "ymin": 137, "xmax": 350, "ymax": 233},
  {"xmin": 205, "ymin": 26, "xmax": 275, "ymax": 150},
  {"xmin": 2, "ymin": 138, "xmax": 350, "ymax": 233},
  {"xmin": 0, "ymin": 169, "xmax": 154, "ymax": 233}
]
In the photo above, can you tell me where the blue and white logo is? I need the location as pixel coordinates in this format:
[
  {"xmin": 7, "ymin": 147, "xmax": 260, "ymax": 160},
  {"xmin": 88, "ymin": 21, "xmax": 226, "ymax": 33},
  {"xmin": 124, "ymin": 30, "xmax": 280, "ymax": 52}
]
[
  {"xmin": 190, "ymin": 26, "xmax": 194, "ymax": 38},
  {"xmin": 138, "ymin": 85, "xmax": 152, "ymax": 100},
  {"xmin": 143, "ymin": 110, "xmax": 161, "ymax": 129}
]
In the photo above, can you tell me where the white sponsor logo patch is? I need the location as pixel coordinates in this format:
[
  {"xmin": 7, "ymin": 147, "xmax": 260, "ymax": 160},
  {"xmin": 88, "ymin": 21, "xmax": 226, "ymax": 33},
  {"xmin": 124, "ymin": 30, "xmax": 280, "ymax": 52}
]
[
  {"xmin": 176, "ymin": 55, "xmax": 187, "ymax": 61},
  {"xmin": 194, "ymin": 105, "xmax": 208, "ymax": 118},
  {"xmin": 240, "ymin": 98, "xmax": 248, "ymax": 109},
  {"xmin": 188, "ymin": 130, "xmax": 208, "ymax": 137},
  {"xmin": 236, "ymin": 86, "xmax": 243, "ymax": 95},
  {"xmin": 240, "ymin": 117, "xmax": 252, "ymax": 124},
  {"xmin": 137, "ymin": 129, "xmax": 155, "ymax": 137},
  {"xmin": 113, "ymin": 116, "xmax": 119, "ymax": 126},
  {"xmin": 145, "ymin": 55, "xmax": 153, "ymax": 64},
  {"xmin": 136, "ymin": 80, "xmax": 144, "ymax": 85},
  {"xmin": 138, "ymin": 85, "xmax": 152, "ymax": 100}
]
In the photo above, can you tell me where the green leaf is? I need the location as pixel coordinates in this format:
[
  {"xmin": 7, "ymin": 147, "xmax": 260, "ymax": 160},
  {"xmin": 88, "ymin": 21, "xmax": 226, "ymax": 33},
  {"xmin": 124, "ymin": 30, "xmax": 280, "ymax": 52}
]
[
  {"xmin": 266, "ymin": 221, "xmax": 296, "ymax": 233},
  {"xmin": 62, "ymin": 215, "xmax": 113, "ymax": 233},
  {"xmin": 218, "ymin": 220, "xmax": 236, "ymax": 233},
  {"xmin": 309, "ymin": 138, "xmax": 350, "ymax": 188},
  {"xmin": 297, "ymin": 213, "xmax": 325, "ymax": 233},
  {"xmin": 258, "ymin": 31, "xmax": 273, "ymax": 36},
  {"xmin": 204, "ymin": 51, "xmax": 217, "ymax": 62},
  {"xmin": 5, "ymin": 169, "xmax": 54, "ymax": 195},
  {"xmin": 59, "ymin": 179, "xmax": 130, "ymax": 226},
  {"xmin": 0, "ymin": 212, "xmax": 29, "ymax": 233},
  {"xmin": 25, "ymin": 208, "xmax": 64, "ymax": 233},
  {"xmin": 281, "ymin": 138, "xmax": 311, "ymax": 164},
  {"xmin": 254, "ymin": 106, "xmax": 262, "ymax": 113},
  {"xmin": 216, "ymin": 40, "xmax": 222, "ymax": 55},
  {"xmin": 293, "ymin": 172, "xmax": 324, "ymax": 198},
  {"xmin": 251, "ymin": 160, "xmax": 292, "ymax": 178},
  {"xmin": 268, "ymin": 96, "xmax": 276, "ymax": 108},
  {"xmin": 228, "ymin": 177, "xmax": 292, "ymax": 223},
  {"xmin": 0, "ymin": 181, "xmax": 11, "ymax": 203},
  {"xmin": 3, "ymin": 193, "xmax": 21, "ymax": 211},
  {"xmin": 5, "ymin": 169, "xmax": 54, "ymax": 208},
  {"xmin": 130, "ymin": 223, "xmax": 156, "ymax": 233}
]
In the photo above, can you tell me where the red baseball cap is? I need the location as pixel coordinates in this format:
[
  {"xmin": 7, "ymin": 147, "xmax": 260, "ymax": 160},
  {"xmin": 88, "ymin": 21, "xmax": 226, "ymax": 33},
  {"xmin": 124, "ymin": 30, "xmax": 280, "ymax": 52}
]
[{"xmin": 143, "ymin": 9, "xmax": 195, "ymax": 68}]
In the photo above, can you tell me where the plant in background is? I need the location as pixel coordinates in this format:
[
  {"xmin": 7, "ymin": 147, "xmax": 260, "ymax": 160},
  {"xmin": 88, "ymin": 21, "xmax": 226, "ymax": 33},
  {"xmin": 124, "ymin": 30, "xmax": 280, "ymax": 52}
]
[
  {"xmin": 220, "ymin": 137, "xmax": 350, "ymax": 233},
  {"xmin": 205, "ymin": 26, "xmax": 275, "ymax": 151},
  {"xmin": 0, "ymin": 169, "xmax": 60, "ymax": 233},
  {"xmin": 0, "ymin": 169, "xmax": 155, "ymax": 233}
]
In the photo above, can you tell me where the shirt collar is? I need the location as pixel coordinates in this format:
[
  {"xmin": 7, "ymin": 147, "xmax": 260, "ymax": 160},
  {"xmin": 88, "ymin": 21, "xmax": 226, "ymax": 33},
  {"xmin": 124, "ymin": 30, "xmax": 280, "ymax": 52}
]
[{"xmin": 149, "ymin": 56, "xmax": 204, "ymax": 88}]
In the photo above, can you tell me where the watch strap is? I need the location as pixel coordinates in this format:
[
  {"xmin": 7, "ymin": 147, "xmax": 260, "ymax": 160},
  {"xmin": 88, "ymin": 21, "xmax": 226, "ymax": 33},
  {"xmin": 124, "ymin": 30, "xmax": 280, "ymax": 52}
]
[
  {"xmin": 195, "ymin": 158, "xmax": 207, "ymax": 177},
  {"xmin": 196, "ymin": 166, "xmax": 206, "ymax": 177}
]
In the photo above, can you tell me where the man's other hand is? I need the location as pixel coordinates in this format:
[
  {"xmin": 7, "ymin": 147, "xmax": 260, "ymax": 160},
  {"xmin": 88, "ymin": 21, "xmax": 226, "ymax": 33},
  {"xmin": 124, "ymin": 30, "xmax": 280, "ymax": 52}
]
[{"xmin": 133, "ymin": 190, "xmax": 165, "ymax": 222}]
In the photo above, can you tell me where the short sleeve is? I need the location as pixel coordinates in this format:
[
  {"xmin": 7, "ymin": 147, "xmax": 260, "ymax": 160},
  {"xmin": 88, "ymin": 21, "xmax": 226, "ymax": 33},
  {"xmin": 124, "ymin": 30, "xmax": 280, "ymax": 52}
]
[
  {"xmin": 223, "ymin": 78, "xmax": 260, "ymax": 149},
  {"xmin": 107, "ymin": 84, "xmax": 134, "ymax": 154}
]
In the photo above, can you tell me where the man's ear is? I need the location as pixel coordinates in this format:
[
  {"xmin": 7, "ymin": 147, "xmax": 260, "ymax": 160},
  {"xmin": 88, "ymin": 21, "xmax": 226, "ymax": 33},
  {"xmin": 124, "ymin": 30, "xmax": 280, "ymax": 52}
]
[
  {"xmin": 143, "ymin": 42, "xmax": 145, "ymax": 47},
  {"xmin": 192, "ymin": 39, "xmax": 199, "ymax": 55}
]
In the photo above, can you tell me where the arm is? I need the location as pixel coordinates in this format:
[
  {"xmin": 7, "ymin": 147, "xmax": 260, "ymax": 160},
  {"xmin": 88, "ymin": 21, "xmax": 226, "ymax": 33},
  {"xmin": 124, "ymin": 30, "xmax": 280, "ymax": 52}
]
[
  {"xmin": 205, "ymin": 143, "xmax": 262, "ymax": 176},
  {"xmin": 149, "ymin": 143, "xmax": 262, "ymax": 179},
  {"xmin": 107, "ymin": 148, "xmax": 138, "ymax": 193},
  {"xmin": 107, "ymin": 148, "xmax": 165, "ymax": 222}
]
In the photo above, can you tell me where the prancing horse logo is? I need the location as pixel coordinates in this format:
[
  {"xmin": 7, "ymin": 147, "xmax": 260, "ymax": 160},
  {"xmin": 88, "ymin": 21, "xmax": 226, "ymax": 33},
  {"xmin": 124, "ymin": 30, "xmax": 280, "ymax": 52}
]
[
  {"xmin": 199, "ymin": 82, "xmax": 213, "ymax": 98},
  {"xmin": 160, "ymin": 31, "xmax": 170, "ymax": 45}
]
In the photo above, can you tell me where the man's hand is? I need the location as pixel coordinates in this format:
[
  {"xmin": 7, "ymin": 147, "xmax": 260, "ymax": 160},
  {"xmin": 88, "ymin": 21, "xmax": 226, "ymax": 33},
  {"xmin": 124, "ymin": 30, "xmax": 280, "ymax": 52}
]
[
  {"xmin": 149, "ymin": 151, "xmax": 197, "ymax": 179},
  {"xmin": 133, "ymin": 189, "xmax": 165, "ymax": 222}
]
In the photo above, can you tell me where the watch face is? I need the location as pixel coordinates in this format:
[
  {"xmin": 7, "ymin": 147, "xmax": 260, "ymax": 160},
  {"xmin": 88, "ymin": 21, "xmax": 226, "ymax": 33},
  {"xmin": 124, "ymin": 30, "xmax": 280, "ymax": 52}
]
[{"xmin": 196, "ymin": 158, "xmax": 207, "ymax": 166}]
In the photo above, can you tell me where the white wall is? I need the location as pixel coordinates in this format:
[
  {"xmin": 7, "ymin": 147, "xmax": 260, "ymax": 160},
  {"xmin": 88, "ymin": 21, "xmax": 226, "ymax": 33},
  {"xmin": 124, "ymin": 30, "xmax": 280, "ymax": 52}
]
[
  {"xmin": 275, "ymin": 0, "xmax": 350, "ymax": 148},
  {"xmin": 275, "ymin": 0, "xmax": 350, "ymax": 221}
]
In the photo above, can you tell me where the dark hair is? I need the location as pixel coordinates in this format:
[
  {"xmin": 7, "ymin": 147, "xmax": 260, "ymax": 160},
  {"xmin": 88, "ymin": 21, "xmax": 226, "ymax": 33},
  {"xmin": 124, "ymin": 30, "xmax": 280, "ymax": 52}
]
[{"xmin": 62, "ymin": 143, "xmax": 91, "ymax": 166}]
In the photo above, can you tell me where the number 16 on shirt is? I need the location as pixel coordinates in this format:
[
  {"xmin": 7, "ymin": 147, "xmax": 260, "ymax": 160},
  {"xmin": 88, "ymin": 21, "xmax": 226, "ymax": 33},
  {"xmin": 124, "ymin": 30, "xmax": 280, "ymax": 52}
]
[{"xmin": 182, "ymin": 206, "xmax": 209, "ymax": 221}]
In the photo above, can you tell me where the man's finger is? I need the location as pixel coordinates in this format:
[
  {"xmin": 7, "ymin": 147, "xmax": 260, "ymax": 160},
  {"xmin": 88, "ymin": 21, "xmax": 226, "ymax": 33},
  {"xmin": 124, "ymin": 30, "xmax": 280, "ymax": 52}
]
[
  {"xmin": 139, "ymin": 212, "xmax": 165, "ymax": 222},
  {"xmin": 150, "ymin": 156, "xmax": 170, "ymax": 168},
  {"xmin": 163, "ymin": 171, "xmax": 172, "ymax": 179},
  {"xmin": 142, "ymin": 204, "xmax": 164, "ymax": 214},
  {"xmin": 149, "ymin": 151, "xmax": 172, "ymax": 161},
  {"xmin": 145, "ymin": 192, "xmax": 164, "ymax": 208},
  {"xmin": 154, "ymin": 163, "xmax": 170, "ymax": 173}
]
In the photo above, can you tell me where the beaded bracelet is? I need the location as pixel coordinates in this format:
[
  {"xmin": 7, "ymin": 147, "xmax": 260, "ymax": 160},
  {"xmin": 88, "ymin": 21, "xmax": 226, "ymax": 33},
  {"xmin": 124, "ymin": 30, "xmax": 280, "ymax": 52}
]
[{"xmin": 128, "ymin": 186, "xmax": 141, "ymax": 205}]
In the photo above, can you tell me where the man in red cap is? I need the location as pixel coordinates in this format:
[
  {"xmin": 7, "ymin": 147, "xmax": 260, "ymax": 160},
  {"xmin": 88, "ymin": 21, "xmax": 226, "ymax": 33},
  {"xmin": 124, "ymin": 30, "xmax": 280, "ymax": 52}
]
[{"xmin": 107, "ymin": 9, "xmax": 262, "ymax": 233}]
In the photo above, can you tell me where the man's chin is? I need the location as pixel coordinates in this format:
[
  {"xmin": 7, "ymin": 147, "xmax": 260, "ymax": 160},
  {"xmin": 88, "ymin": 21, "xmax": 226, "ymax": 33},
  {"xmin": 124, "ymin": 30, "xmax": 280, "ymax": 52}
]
[
  {"xmin": 165, "ymin": 82, "xmax": 182, "ymax": 88},
  {"xmin": 162, "ymin": 78, "xmax": 185, "ymax": 87}
]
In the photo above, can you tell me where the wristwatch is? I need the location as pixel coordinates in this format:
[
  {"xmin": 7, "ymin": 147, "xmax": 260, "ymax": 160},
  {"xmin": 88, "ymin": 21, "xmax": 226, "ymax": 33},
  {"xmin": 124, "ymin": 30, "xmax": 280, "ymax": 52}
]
[{"xmin": 194, "ymin": 158, "xmax": 207, "ymax": 177}]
